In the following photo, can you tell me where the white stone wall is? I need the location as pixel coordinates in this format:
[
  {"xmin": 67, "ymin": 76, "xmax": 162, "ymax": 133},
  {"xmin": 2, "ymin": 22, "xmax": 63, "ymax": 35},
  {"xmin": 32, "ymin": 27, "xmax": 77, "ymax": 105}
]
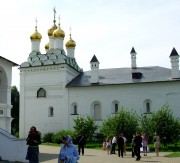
[
  {"xmin": 0, "ymin": 58, "xmax": 14, "ymax": 133},
  {"xmin": 19, "ymin": 65, "xmax": 80, "ymax": 138},
  {"xmin": 0, "ymin": 128, "xmax": 28, "ymax": 162},
  {"xmin": 68, "ymin": 81, "xmax": 180, "ymax": 130}
]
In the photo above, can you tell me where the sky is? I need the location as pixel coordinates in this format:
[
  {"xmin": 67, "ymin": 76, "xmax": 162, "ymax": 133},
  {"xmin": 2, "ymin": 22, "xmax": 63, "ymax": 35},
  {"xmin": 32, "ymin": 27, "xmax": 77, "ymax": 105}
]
[{"xmin": 0, "ymin": 0, "xmax": 180, "ymax": 90}]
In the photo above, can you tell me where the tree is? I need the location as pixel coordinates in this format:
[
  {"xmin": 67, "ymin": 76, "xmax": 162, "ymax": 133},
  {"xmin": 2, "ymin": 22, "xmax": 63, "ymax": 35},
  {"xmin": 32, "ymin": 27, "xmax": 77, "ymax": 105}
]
[
  {"xmin": 140, "ymin": 114, "xmax": 154, "ymax": 141},
  {"xmin": 100, "ymin": 108, "xmax": 139, "ymax": 141},
  {"xmin": 11, "ymin": 86, "xmax": 20, "ymax": 135},
  {"xmin": 73, "ymin": 115, "xmax": 98, "ymax": 141},
  {"xmin": 151, "ymin": 104, "xmax": 180, "ymax": 144}
]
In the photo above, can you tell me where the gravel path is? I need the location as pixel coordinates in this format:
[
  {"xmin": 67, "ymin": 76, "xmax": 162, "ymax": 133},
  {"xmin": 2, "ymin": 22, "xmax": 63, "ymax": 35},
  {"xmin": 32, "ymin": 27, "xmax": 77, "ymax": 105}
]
[{"xmin": 39, "ymin": 145, "xmax": 180, "ymax": 163}]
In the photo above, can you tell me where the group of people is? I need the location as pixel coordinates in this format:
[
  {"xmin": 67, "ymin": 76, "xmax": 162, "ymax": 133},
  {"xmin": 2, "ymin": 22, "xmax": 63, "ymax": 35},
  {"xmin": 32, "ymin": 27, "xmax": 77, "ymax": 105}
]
[
  {"xmin": 103, "ymin": 133, "xmax": 127, "ymax": 157},
  {"xmin": 103, "ymin": 132, "xmax": 160, "ymax": 161},
  {"xmin": 26, "ymin": 126, "xmax": 86, "ymax": 163},
  {"xmin": 25, "ymin": 126, "xmax": 160, "ymax": 163}
]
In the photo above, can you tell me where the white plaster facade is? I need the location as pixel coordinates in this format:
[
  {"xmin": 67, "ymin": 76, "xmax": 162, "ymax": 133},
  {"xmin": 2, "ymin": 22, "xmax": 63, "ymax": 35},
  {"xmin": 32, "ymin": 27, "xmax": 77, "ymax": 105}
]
[
  {"xmin": 0, "ymin": 56, "xmax": 18, "ymax": 133},
  {"xmin": 0, "ymin": 128, "xmax": 28, "ymax": 162},
  {"xmin": 19, "ymin": 13, "xmax": 180, "ymax": 138}
]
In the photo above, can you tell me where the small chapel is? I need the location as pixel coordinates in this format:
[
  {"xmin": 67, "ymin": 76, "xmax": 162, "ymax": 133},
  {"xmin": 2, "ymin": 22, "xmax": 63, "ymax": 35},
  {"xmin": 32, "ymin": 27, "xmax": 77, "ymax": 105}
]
[{"xmin": 19, "ymin": 9, "xmax": 180, "ymax": 138}]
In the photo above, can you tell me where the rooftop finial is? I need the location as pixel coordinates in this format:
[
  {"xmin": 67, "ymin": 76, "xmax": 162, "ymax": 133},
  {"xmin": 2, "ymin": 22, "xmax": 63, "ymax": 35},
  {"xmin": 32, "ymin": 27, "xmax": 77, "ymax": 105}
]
[
  {"xmin": 35, "ymin": 18, "xmax": 38, "ymax": 31},
  {"xmin": 53, "ymin": 7, "xmax": 56, "ymax": 25},
  {"xmin": 69, "ymin": 26, "xmax": 72, "ymax": 37},
  {"xmin": 58, "ymin": 15, "xmax": 60, "ymax": 26}
]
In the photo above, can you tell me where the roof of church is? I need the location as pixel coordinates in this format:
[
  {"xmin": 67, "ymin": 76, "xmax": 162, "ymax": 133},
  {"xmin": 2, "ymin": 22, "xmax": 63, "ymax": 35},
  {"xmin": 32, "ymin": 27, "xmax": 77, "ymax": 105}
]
[
  {"xmin": 170, "ymin": 47, "xmax": 179, "ymax": 56},
  {"xmin": 0, "ymin": 56, "xmax": 19, "ymax": 66},
  {"xmin": 20, "ymin": 49, "xmax": 82, "ymax": 72},
  {"xmin": 130, "ymin": 47, "xmax": 136, "ymax": 53},
  {"xmin": 90, "ymin": 55, "xmax": 99, "ymax": 63},
  {"xmin": 66, "ymin": 66, "xmax": 179, "ymax": 87}
]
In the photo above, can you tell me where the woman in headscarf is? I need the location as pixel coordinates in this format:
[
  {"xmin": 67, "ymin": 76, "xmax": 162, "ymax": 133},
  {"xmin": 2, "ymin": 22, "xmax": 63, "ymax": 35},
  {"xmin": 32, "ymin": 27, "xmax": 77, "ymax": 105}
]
[
  {"xmin": 58, "ymin": 135, "xmax": 79, "ymax": 163},
  {"xmin": 26, "ymin": 126, "xmax": 41, "ymax": 163}
]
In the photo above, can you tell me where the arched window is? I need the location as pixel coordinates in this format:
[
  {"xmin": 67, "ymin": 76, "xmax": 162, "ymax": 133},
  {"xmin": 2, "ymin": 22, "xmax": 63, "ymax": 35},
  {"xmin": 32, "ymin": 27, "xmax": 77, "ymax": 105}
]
[
  {"xmin": 37, "ymin": 88, "xmax": 46, "ymax": 98},
  {"xmin": 0, "ymin": 110, "xmax": 3, "ymax": 115},
  {"xmin": 48, "ymin": 106, "xmax": 54, "ymax": 117},
  {"xmin": 90, "ymin": 102, "xmax": 101, "ymax": 121},
  {"xmin": 143, "ymin": 99, "xmax": 152, "ymax": 114},
  {"xmin": 94, "ymin": 104, "xmax": 101, "ymax": 120},
  {"xmin": 70, "ymin": 103, "xmax": 78, "ymax": 115},
  {"xmin": 111, "ymin": 100, "xmax": 119, "ymax": 114},
  {"xmin": 74, "ymin": 105, "xmax": 77, "ymax": 114}
]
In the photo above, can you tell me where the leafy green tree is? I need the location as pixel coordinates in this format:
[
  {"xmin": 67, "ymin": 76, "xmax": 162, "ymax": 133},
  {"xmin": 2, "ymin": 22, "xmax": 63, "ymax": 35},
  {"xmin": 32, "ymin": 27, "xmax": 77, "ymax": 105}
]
[
  {"xmin": 151, "ymin": 104, "xmax": 180, "ymax": 144},
  {"xmin": 11, "ymin": 86, "xmax": 19, "ymax": 135},
  {"xmin": 140, "ymin": 114, "xmax": 154, "ymax": 141},
  {"xmin": 101, "ymin": 108, "xmax": 139, "ymax": 141},
  {"xmin": 73, "ymin": 115, "xmax": 98, "ymax": 141}
]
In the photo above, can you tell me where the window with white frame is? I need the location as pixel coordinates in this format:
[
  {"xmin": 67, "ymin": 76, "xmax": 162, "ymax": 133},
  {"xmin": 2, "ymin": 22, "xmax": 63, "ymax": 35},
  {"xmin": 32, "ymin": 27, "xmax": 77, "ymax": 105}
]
[
  {"xmin": 48, "ymin": 106, "xmax": 54, "ymax": 117},
  {"xmin": 115, "ymin": 103, "xmax": 118, "ymax": 113},
  {"xmin": 0, "ymin": 110, "xmax": 3, "ymax": 115},
  {"xmin": 111, "ymin": 101, "xmax": 119, "ymax": 114},
  {"xmin": 94, "ymin": 103, "xmax": 101, "ymax": 121},
  {"xmin": 143, "ymin": 99, "xmax": 152, "ymax": 114},
  {"xmin": 71, "ymin": 103, "xmax": 78, "ymax": 115},
  {"xmin": 37, "ymin": 88, "xmax": 46, "ymax": 98},
  {"xmin": 74, "ymin": 105, "xmax": 77, "ymax": 114}
]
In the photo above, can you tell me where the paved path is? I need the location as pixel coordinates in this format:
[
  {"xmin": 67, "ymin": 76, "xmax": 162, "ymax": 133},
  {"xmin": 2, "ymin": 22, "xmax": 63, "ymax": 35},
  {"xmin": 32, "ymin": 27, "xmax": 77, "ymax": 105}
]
[{"xmin": 39, "ymin": 145, "xmax": 180, "ymax": 163}]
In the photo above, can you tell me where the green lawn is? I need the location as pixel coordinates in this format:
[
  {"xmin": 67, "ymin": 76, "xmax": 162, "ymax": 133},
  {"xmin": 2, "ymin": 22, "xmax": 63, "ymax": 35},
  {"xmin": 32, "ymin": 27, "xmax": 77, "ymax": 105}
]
[
  {"xmin": 164, "ymin": 152, "xmax": 180, "ymax": 157},
  {"xmin": 42, "ymin": 142, "xmax": 180, "ymax": 153}
]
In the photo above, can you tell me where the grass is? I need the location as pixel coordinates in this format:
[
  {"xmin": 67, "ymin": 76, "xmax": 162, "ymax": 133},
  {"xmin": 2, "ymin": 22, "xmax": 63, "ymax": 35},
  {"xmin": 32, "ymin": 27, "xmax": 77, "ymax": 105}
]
[
  {"xmin": 42, "ymin": 141, "xmax": 180, "ymax": 153},
  {"xmin": 164, "ymin": 152, "xmax": 180, "ymax": 157}
]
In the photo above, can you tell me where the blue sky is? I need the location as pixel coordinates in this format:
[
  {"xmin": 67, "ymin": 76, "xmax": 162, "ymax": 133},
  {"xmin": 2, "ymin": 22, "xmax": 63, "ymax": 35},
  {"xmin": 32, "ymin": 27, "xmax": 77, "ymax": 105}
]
[{"xmin": 0, "ymin": 0, "xmax": 180, "ymax": 89}]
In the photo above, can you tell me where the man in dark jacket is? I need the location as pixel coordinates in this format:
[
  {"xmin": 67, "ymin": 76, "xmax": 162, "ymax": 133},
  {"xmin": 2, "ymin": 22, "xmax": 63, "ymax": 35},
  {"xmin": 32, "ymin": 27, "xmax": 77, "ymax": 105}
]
[
  {"xmin": 117, "ymin": 133, "xmax": 124, "ymax": 157},
  {"xmin": 134, "ymin": 132, "xmax": 142, "ymax": 161},
  {"xmin": 77, "ymin": 134, "xmax": 86, "ymax": 155}
]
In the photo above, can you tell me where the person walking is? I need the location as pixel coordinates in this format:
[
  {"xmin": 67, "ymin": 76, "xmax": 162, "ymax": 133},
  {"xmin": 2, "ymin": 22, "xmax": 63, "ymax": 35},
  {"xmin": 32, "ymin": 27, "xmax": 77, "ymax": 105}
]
[
  {"xmin": 134, "ymin": 132, "xmax": 142, "ymax": 161},
  {"xmin": 102, "ymin": 138, "xmax": 106, "ymax": 150},
  {"xmin": 58, "ymin": 135, "xmax": 79, "ymax": 163},
  {"xmin": 142, "ymin": 132, "xmax": 148, "ymax": 156},
  {"xmin": 122, "ymin": 134, "xmax": 127, "ymax": 156},
  {"xmin": 77, "ymin": 134, "xmax": 86, "ymax": 155},
  {"xmin": 131, "ymin": 134, "xmax": 136, "ymax": 157},
  {"xmin": 117, "ymin": 134, "xmax": 124, "ymax": 158},
  {"xmin": 105, "ymin": 137, "xmax": 112, "ymax": 155},
  {"xmin": 153, "ymin": 133, "xmax": 160, "ymax": 157},
  {"xmin": 111, "ymin": 135, "xmax": 117, "ymax": 154},
  {"xmin": 26, "ymin": 126, "xmax": 41, "ymax": 163}
]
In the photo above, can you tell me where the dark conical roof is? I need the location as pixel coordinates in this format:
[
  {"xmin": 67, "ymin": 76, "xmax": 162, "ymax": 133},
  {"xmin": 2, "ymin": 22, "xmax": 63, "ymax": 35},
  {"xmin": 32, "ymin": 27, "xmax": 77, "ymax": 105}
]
[
  {"xmin": 170, "ymin": 47, "xmax": 179, "ymax": 56},
  {"xmin": 130, "ymin": 47, "xmax": 136, "ymax": 53},
  {"xmin": 90, "ymin": 55, "xmax": 99, "ymax": 63}
]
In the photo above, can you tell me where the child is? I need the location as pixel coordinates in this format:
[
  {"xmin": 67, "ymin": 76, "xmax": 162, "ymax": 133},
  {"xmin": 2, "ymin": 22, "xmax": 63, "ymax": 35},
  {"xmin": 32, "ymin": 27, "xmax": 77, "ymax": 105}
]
[
  {"xmin": 102, "ymin": 138, "xmax": 106, "ymax": 150},
  {"xmin": 106, "ymin": 137, "xmax": 112, "ymax": 155}
]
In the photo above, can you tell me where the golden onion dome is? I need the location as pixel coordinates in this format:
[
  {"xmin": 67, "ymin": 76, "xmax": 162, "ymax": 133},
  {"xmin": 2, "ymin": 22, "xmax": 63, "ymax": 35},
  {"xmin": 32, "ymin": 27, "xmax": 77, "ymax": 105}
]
[
  {"xmin": 45, "ymin": 42, "xmax": 49, "ymax": 50},
  {"xmin": 66, "ymin": 34, "xmax": 76, "ymax": 48},
  {"xmin": 53, "ymin": 23, "xmax": 65, "ymax": 38},
  {"xmin": 48, "ymin": 23, "xmax": 57, "ymax": 36},
  {"xmin": 30, "ymin": 26, "xmax": 42, "ymax": 40},
  {"xmin": 48, "ymin": 8, "xmax": 58, "ymax": 36}
]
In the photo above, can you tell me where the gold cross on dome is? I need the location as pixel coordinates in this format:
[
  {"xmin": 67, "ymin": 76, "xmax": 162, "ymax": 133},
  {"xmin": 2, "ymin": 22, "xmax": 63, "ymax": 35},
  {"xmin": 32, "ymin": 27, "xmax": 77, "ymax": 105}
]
[
  {"xmin": 58, "ymin": 15, "xmax": 60, "ymax": 24},
  {"xmin": 69, "ymin": 26, "xmax": 72, "ymax": 34},
  {"xmin": 35, "ymin": 18, "xmax": 38, "ymax": 26}
]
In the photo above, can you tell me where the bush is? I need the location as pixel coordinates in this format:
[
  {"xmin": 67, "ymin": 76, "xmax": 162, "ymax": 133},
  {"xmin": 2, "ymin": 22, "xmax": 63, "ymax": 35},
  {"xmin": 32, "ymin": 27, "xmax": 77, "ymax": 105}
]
[
  {"xmin": 42, "ymin": 132, "xmax": 54, "ymax": 143},
  {"xmin": 52, "ymin": 130, "xmax": 75, "ymax": 144}
]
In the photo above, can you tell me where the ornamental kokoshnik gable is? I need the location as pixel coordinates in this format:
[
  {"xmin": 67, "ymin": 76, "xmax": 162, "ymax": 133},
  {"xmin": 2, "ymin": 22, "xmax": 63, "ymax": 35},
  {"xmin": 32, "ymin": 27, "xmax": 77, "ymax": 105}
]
[{"xmin": 19, "ymin": 9, "xmax": 180, "ymax": 138}]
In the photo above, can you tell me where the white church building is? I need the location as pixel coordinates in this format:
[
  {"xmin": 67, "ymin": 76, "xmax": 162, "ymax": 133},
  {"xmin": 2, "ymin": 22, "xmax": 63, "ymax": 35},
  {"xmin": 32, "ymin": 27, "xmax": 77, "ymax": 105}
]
[
  {"xmin": 19, "ymin": 11, "xmax": 180, "ymax": 138},
  {"xmin": 0, "ymin": 56, "xmax": 18, "ymax": 133}
]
